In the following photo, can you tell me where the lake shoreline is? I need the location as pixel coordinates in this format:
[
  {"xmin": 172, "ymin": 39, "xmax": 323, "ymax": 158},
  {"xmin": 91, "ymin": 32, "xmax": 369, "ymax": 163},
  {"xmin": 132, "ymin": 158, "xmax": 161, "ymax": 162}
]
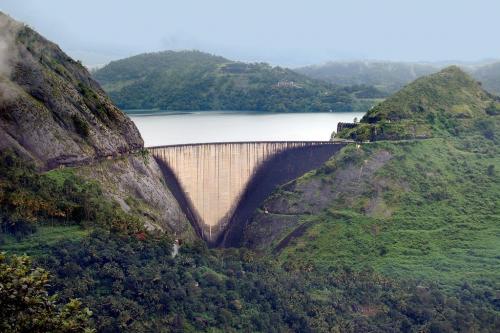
[{"xmin": 125, "ymin": 109, "xmax": 365, "ymax": 117}]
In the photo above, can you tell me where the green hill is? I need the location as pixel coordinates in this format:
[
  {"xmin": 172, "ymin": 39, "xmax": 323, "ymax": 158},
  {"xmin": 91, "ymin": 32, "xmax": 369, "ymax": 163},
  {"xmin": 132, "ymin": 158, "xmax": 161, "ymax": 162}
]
[
  {"xmin": 92, "ymin": 50, "xmax": 381, "ymax": 112},
  {"xmin": 241, "ymin": 67, "xmax": 499, "ymax": 301},
  {"xmin": 338, "ymin": 66, "xmax": 500, "ymax": 141}
]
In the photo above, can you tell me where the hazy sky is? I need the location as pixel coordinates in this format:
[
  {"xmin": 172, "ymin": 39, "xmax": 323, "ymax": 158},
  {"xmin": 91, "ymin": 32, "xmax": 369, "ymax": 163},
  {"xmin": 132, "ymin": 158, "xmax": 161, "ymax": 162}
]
[{"xmin": 1, "ymin": 0, "xmax": 499, "ymax": 67}]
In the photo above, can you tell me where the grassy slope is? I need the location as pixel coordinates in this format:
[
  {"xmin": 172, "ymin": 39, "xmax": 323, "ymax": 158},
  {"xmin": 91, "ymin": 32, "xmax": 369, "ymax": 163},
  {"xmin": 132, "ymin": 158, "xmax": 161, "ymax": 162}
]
[
  {"xmin": 249, "ymin": 67, "xmax": 500, "ymax": 289},
  {"xmin": 276, "ymin": 138, "xmax": 499, "ymax": 287},
  {"xmin": 362, "ymin": 66, "xmax": 494, "ymax": 122},
  {"xmin": 0, "ymin": 225, "xmax": 89, "ymax": 256},
  {"xmin": 338, "ymin": 67, "xmax": 500, "ymax": 142}
]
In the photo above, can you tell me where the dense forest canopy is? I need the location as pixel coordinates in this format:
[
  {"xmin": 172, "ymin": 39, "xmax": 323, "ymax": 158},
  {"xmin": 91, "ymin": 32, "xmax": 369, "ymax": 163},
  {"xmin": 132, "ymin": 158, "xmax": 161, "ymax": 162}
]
[
  {"xmin": 92, "ymin": 50, "xmax": 383, "ymax": 112},
  {"xmin": 0, "ymin": 147, "xmax": 496, "ymax": 332}
]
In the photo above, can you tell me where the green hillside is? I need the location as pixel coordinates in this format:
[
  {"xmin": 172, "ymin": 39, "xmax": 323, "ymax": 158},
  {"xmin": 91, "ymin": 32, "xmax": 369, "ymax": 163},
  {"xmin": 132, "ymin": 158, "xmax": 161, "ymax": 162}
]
[
  {"xmin": 338, "ymin": 66, "xmax": 500, "ymax": 141},
  {"xmin": 243, "ymin": 67, "xmax": 500, "ymax": 297},
  {"xmin": 93, "ymin": 50, "xmax": 380, "ymax": 112}
]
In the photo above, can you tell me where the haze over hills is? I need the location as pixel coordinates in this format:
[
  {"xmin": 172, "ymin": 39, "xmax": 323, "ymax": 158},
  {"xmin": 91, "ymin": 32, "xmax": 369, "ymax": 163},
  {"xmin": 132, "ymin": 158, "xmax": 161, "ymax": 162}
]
[
  {"xmin": 472, "ymin": 62, "xmax": 500, "ymax": 96},
  {"xmin": 296, "ymin": 60, "xmax": 500, "ymax": 96},
  {"xmin": 296, "ymin": 61, "xmax": 439, "ymax": 94},
  {"xmin": 92, "ymin": 50, "xmax": 384, "ymax": 112}
]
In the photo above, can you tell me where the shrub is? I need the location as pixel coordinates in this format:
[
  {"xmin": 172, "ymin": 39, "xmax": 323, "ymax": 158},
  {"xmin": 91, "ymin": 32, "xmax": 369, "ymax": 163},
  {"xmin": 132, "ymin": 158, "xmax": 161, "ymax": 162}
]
[
  {"xmin": 0, "ymin": 253, "xmax": 94, "ymax": 332},
  {"xmin": 72, "ymin": 115, "xmax": 90, "ymax": 137}
]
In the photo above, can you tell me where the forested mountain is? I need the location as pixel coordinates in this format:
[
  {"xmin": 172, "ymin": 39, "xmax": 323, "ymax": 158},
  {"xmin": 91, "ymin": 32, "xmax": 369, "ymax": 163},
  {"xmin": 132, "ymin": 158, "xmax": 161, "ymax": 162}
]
[
  {"xmin": 1, "ymin": 12, "xmax": 499, "ymax": 333},
  {"xmin": 0, "ymin": 12, "xmax": 191, "ymax": 238},
  {"xmin": 296, "ymin": 61, "xmax": 439, "ymax": 94},
  {"xmin": 92, "ymin": 50, "xmax": 382, "ymax": 112}
]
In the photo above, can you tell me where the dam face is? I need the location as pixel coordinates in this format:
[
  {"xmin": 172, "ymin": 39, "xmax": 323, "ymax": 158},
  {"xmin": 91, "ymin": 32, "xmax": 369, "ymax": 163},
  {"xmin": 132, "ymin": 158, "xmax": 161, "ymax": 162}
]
[{"xmin": 149, "ymin": 142, "xmax": 345, "ymax": 244}]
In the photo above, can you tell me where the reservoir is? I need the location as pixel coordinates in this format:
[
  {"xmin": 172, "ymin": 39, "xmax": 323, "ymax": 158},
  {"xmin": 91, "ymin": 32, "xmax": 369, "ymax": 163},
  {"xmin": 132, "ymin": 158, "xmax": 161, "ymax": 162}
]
[{"xmin": 128, "ymin": 111, "xmax": 365, "ymax": 146}]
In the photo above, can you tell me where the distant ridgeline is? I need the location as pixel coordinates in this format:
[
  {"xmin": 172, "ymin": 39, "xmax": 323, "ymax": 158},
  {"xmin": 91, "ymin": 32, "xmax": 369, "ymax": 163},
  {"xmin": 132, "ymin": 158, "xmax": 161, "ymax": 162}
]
[
  {"xmin": 92, "ymin": 50, "xmax": 383, "ymax": 112},
  {"xmin": 296, "ymin": 61, "xmax": 439, "ymax": 94},
  {"xmin": 296, "ymin": 60, "xmax": 500, "ymax": 96}
]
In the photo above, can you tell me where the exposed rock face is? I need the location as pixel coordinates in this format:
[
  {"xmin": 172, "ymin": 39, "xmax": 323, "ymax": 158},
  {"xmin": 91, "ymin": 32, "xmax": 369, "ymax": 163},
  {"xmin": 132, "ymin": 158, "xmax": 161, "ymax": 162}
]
[
  {"xmin": 75, "ymin": 154, "xmax": 196, "ymax": 240},
  {"xmin": 0, "ymin": 13, "xmax": 193, "ymax": 237},
  {"xmin": 0, "ymin": 12, "xmax": 143, "ymax": 169}
]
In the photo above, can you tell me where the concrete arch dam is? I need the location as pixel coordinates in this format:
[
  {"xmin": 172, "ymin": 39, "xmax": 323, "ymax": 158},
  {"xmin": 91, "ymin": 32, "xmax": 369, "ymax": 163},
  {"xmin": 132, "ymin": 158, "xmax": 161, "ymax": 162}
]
[{"xmin": 149, "ymin": 141, "xmax": 346, "ymax": 245}]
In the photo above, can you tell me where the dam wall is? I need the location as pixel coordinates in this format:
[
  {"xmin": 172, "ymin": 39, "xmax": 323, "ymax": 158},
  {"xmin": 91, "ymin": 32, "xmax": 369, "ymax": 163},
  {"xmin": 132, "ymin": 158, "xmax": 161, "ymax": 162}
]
[{"xmin": 149, "ymin": 142, "xmax": 344, "ymax": 244}]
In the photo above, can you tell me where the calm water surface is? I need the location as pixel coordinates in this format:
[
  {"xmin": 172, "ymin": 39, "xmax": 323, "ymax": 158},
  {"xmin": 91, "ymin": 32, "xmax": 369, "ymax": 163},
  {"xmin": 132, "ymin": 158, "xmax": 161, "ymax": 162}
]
[{"xmin": 128, "ymin": 111, "xmax": 365, "ymax": 146}]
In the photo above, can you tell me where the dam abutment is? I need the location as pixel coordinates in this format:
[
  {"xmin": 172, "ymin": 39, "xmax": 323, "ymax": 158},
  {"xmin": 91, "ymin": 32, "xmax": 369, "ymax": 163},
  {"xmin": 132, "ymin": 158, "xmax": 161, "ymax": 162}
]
[{"xmin": 220, "ymin": 143, "xmax": 345, "ymax": 247}]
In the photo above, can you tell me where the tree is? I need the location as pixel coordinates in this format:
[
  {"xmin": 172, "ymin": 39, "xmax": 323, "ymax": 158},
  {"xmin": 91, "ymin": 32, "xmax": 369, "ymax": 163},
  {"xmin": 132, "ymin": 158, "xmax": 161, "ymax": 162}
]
[{"xmin": 0, "ymin": 253, "xmax": 94, "ymax": 333}]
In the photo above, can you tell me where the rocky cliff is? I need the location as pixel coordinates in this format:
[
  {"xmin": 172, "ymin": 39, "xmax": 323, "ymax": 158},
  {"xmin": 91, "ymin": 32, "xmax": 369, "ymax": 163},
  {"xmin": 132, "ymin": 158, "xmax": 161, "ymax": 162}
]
[
  {"xmin": 74, "ymin": 154, "xmax": 195, "ymax": 238},
  {"xmin": 0, "ymin": 13, "xmax": 193, "ymax": 238},
  {"xmin": 0, "ymin": 12, "xmax": 142, "ymax": 169}
]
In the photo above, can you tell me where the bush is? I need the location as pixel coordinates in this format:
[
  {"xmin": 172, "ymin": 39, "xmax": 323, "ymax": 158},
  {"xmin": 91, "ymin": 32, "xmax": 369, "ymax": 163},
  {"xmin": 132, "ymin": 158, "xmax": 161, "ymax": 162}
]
[
  {"xmin": 485, "ymin": 102, "xmax": 500, "ymax": 116},
  {"xmin": 72, "ymin": 115, "xmax": 90, "ymax": 137},
  {"xmin": 0, "ymin": 150, "xmax": 144, "ymax": 238},
  {"xmin": 0, "ymin": 253, "xmax": 93, "ymax": 332}
]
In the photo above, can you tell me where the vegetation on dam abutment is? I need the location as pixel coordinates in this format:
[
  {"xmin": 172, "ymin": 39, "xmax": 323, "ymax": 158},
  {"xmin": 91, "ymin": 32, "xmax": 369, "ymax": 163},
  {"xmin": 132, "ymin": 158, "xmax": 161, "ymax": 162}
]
[
  {"xmin": 0, "ymin": 12, "xmax": 499, "ymax": 333},
  {"xmin": 92, "ymin": 50, "xmax": 382, "ymax": 113}
]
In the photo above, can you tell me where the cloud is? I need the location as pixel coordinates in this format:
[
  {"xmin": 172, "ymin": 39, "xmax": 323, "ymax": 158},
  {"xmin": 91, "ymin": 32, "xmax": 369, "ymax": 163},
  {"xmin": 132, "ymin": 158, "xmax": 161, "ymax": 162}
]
[
  {"xmin": 0, "ymin": 12, "xmax": 22, "ymax": 102},
  {"xmin": 0, "ymin": 12, "xmax": 22, "ymax": 76}
]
